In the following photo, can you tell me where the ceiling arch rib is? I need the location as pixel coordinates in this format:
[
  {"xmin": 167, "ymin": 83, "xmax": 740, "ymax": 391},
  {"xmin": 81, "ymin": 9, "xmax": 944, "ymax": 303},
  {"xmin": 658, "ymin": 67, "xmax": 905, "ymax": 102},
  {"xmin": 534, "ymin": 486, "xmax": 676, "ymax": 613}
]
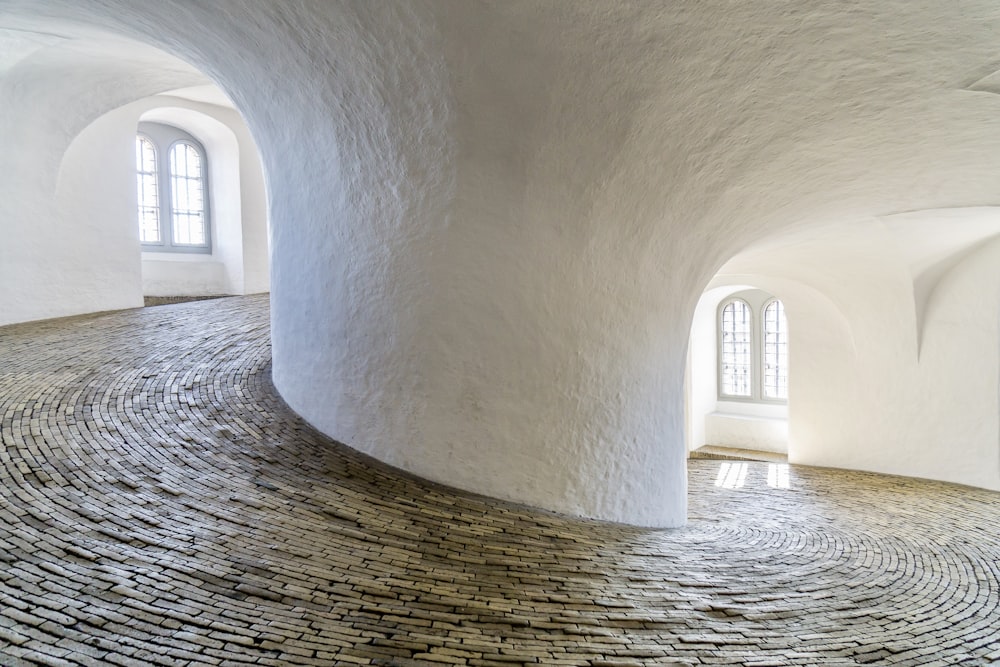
[{"xmin": 879, "ymin": 207, "xmax": 1000, "ymax": 355}]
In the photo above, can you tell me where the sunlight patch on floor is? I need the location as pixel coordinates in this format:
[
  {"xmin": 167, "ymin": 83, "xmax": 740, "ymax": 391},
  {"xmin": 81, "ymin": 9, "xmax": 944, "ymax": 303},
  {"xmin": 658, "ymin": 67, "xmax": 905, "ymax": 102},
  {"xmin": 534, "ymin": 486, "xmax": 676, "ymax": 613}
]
[
  {"xmin": 714, "ymin": 461, "xmax": 791, "ymax": 490},
  {"xmin": 715, "ymin": 461, "xmax": 748, "ymax": 489},
  {"xmin": 768, "ymin": 463, "xmax": 790, "ymax": 489}
]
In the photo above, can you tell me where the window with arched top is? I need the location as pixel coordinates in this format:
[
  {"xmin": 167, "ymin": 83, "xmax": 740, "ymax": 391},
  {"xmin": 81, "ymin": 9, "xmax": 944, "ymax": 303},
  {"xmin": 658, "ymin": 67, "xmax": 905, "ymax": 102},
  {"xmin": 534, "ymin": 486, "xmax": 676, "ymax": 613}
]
[
  {"xmin": 719, "ymin": 299, "xmax": 753, "ymax": 397},
  {"xmin": 762, "ymin": 299, "xmax": 788, "ymax": 399},
  {"xmin": 168, "ymin": 142, "xmax": 206, "ymax": 246},
  {"xmin": 136, "ymin": 137, "xmax": 160, "ymax": 243},
  {"xmin": 135, "ymin": 122, "xmax": 211, "ymax": 253},
  {"xmin": 718, "ymin": 293, "xmax": 788, "ymax": 402}
]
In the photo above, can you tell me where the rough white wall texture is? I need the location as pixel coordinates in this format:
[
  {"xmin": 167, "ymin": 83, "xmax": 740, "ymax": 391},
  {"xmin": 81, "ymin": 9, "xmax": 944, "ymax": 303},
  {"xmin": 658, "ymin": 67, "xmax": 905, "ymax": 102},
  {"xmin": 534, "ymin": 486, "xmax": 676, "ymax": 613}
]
[{"xmin": 6, "ymin": 1, "xmax": 1000, "ymax": 525}]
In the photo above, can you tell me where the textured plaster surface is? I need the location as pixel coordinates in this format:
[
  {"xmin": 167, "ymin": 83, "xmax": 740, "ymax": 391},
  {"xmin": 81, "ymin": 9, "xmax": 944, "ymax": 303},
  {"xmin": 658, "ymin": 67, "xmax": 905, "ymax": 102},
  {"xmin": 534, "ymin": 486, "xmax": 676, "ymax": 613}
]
[{"xmin": 6, "ymin": 2, "xmax": 1000, "ymax": 525}]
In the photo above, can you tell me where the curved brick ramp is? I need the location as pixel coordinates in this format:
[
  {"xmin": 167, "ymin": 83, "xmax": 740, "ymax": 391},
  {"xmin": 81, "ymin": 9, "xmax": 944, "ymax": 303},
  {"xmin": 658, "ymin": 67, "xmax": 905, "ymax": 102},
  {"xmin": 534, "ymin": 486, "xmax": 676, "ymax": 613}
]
[{"xmin": 1, "ymin": 295, "xmax": 999, "ymax": 666}]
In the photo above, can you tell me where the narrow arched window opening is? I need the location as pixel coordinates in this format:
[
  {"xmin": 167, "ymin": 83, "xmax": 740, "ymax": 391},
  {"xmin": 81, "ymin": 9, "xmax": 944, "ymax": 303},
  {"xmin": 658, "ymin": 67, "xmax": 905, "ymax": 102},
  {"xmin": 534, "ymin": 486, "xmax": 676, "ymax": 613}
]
[
  {"xmin": 136, "ymin": 136, "xmax": 160, "ymax": 243},
  {"xmin": 719, "ymin": 299, "xmax": 753, "ymax": 397},
  {"xmin": 763, "ymin": 299, "xmax": 788, "ymax": 399},
  {"xmin": 169, "ymin": 142, "xmax": 207, "ymax": 246}
]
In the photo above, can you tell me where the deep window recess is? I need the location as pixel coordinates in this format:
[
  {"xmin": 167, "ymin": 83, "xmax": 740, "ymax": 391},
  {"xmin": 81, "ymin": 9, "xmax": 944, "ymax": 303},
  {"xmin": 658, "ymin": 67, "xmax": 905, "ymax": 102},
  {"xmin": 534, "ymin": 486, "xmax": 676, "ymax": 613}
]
[
  {"xmin": 135, "ymin": 122, "xmax": 211, "ymax": 253},
  {"xmin": 718, "ymin": 293, "xmax": 788, "ymax": 402}
]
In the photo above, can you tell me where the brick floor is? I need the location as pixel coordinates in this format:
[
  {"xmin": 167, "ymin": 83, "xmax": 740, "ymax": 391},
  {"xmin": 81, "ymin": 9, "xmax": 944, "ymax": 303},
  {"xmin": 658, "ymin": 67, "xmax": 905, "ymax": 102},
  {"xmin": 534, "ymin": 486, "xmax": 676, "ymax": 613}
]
[{"xmin": 1, "ymin": 295, "xmax": 999, "ymax": 666}]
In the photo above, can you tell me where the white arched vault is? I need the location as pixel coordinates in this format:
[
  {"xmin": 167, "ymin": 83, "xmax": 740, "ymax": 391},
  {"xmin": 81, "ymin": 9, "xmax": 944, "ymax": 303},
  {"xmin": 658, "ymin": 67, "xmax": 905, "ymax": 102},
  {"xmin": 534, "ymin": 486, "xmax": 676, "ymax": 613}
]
[
  {"xmin": 8, "ymin": 2, "xmax": 1000, "ymax": 527},
  {"xmin": 50, "ymin": 96, "xmax": 269, "ymax": 307},
  {"xmin": 1, "ymin": 21, "xmax": 269, "ymax": 325}
]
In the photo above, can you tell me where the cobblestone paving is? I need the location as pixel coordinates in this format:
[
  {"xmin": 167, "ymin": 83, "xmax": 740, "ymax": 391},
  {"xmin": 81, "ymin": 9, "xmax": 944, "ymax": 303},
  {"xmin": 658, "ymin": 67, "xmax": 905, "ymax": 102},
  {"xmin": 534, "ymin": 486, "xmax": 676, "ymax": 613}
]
[{"xmin": 2, "ymin": 295, "xmax": 1000, "ymax": 666}]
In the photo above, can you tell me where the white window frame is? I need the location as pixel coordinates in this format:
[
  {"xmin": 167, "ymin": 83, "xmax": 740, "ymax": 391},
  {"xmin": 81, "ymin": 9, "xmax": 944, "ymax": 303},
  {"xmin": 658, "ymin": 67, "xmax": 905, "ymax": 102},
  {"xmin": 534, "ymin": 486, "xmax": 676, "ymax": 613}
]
[
  {"xmin": 717, "ymin": 293, "xmax": 788, "ymax": 404},
  {"xmin": 718, "ymin": 298, "xmax": 753, "ymax": 399},
  {"xmin": 762, "ymin": 298, "xmax": 788, "ymax": 400},
  {"xmin": 136, "ymin": 136, "xmax": 160, "ymax": 244},
  {"xmin": 136, "ymin": 122, "xmax": 211, "ymax": 254}
]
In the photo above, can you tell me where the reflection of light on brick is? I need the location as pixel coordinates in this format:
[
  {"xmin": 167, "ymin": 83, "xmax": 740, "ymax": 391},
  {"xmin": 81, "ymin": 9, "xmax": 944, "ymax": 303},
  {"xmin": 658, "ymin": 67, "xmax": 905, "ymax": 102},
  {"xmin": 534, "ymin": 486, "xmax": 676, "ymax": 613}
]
[
  {"xmin": 715, "ymin": 462, "xmax": 748, "ymax": 489},
  {"xmin": 768, "ymin": 463, "xmax": 790, "ymax": 489}
]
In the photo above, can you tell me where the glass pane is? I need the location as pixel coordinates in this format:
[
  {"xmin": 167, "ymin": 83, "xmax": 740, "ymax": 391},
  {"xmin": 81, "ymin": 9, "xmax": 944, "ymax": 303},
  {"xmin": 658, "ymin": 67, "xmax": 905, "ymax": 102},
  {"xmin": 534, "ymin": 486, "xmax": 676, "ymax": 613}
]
[
  {"xmin": 763, "ymin": 300, "xmax": 788, "ymax": 399},
  {"xmin": 170, "ymin": 142, "xmax": 207, "ymax": 246},
  {"xmin": 135, "ymin": 137, "xmax": 160, "ymax": 243},
  {"xmin": 720, "ymin": 300, "xmax": 752, "ymax": 397}
]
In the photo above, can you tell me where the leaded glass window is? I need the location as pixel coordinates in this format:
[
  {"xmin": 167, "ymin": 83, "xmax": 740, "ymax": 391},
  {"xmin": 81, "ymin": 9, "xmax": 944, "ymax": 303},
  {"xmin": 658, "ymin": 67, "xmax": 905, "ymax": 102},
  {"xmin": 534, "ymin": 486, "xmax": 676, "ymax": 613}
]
[
  {"xmin": 763, "ymin": 299, "xmax": 788, "ymax": 399},
  {"xmin": 169, "ymin": 142, "xmax": 206, "ymax": 246},
  {"xmin": 717, "ymin": 293, "xmax": 789, "ymax": 402},
  {"xmin": 136, "ymin": 137, "xmax": 160, "ymax": 243},
  {"xmin": 720, "ymin": 299, "xmax": 752, "ymax": 397}
]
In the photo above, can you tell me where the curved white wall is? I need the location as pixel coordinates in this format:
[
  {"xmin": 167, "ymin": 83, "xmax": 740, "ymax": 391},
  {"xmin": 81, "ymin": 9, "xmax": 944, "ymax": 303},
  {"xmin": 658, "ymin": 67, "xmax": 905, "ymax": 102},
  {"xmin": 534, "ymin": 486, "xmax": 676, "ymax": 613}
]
[{"xmin": 8, "ymin": 2, "xmax": 1000, "ymax": 526}]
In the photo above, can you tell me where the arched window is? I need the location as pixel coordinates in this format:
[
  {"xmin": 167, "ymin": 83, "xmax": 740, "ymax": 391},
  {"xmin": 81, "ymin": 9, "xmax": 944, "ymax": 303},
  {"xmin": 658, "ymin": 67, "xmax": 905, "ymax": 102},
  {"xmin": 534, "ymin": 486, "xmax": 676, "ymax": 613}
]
[
  {"xmin": 136, "ymin": 137, "xmax": 160, "ymax": 243},
  {"xmin": 135, "ymin": 123, "xmax": 211, "ymax": 253},
  {"xmin": 718, "ymin": 293, "xmax": 788, "ymax": 402},
  {"xmin": 168, "ymin": 142, "xmax": 206, "ymax": 246},
  {"xmin": 762, "ymin": 299, "xmax": 788, "ymax": 399},
  {"xmin": 719, "ymin": 299, "xmax": 752, "ymax": 397}
]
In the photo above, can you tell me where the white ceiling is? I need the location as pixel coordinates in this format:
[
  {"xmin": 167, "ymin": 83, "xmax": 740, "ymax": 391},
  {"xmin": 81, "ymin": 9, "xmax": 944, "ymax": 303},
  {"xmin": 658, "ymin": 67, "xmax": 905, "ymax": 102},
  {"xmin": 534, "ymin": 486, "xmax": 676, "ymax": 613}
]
[{"xmin": 162, "ymin": 84, "xmax": 234, "ymax": 109}]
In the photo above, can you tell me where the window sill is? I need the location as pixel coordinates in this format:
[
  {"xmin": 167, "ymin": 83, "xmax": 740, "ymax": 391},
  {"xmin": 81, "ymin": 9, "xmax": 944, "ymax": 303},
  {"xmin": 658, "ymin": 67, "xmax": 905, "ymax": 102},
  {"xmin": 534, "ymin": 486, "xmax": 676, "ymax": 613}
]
[
  {"xmin": 715, "ymin": 400, "xmax": 787, "ymax": 420},
  {"xmin": 142, "ymin": 251, "xmax": 216, "ymax": 261},
  {"xmin": 705, "ymin": 411, "xmax": 788, "ymax": 454}
]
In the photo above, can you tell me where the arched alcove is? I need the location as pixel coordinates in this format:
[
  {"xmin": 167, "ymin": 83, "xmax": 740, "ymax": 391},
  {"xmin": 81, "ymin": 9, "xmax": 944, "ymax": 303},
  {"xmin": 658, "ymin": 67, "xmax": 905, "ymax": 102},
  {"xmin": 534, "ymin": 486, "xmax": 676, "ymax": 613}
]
[
  {"xmin": 136, "ymin": 101, "xmax": 269, "ymax": 299},
  {"xmin": 687, "ymin": 285, "xmax": 790, "ymax": 457},
  {"xmin": 1, "ymin": 26, "xmax": 269, "ymax": 327}
]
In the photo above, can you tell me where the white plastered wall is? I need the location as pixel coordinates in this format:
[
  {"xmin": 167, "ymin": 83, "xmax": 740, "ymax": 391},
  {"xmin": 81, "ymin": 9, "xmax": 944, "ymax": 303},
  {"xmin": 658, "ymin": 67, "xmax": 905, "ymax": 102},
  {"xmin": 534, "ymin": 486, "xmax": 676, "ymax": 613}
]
[
  {"xmin": 9, "ymin": 2, "xmax": 1000, "ymax": 528},
  {"xmin": 50, "ymin": 104, "xmax": 145, "ymax": 317},
  {"xmin": 0, "ymin": 31, "xmax": 156, "ymax": 325}
]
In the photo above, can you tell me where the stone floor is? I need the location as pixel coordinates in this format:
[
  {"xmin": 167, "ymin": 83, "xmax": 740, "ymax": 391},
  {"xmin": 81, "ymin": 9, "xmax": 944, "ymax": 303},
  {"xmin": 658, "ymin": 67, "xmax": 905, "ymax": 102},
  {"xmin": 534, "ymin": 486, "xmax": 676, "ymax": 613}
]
[
  {"xmin": 688, "ymin": 446, "xmax": 787, "ymax": 464},
  {"xmin": 143, "ymin": 296, "xmax": 228, "ymax": 307},
  {"xmin": 2, "ymin": 296, "xmax": 1000, "ymax": 667}
]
